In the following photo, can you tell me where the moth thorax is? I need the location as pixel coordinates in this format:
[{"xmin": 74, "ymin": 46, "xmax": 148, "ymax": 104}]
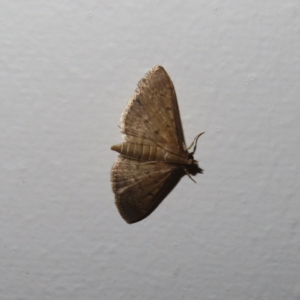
[{"xmin": 162, "ymin": 151, "xmax": 189, "ymax": 164}]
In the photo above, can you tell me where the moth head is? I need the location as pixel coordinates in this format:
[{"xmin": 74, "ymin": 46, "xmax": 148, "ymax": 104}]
[{"xmin": 186, "ymin": 132, "xmax": 204, "ymax": 177}]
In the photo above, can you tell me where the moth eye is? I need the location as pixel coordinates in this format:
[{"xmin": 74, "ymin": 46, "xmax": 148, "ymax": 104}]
[{"xmin": 188, "ymin": 153, "xmax": 194, "ymax": 160}]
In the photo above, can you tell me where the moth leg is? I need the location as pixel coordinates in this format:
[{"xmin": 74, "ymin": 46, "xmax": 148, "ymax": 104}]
[
  {"xmin": 183, "ymin": 167, "xmax": 196, "ymax": 183},
  {"xmin": 186, "ymin": 132, "xmax": 205, "ymax": 153}
]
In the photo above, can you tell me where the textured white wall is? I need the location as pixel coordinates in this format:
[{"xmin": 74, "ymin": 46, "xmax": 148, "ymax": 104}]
[{"xmin": 1, "ymin": 1, "xmax": 300, "ymax": 299}]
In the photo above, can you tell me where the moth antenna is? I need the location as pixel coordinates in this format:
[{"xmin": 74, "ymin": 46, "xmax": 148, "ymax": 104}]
[
  {"xmin": 183, "ymin": 167, "xmax": 197, "ymax": 183},
  {"xmin": 187, "ymin": 132, "xmax": 205, "ymax": 154}
]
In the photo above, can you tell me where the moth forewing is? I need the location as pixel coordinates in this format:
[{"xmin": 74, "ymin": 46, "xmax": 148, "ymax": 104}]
[{"xmin": 111, "ymin": 65, "xmax": 203, "ymax": 224}]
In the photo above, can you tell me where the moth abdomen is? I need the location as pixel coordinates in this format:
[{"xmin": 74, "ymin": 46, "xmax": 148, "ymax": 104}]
[{"xmin": 111, "ymin": 142, "xmax": 156, "ymax": 161}]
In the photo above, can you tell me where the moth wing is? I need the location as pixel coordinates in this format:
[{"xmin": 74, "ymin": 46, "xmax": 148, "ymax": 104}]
[
  {"xmin": 111, "ymin": 157, "xmax": 183, "ymax": 224},
  {"xmin": 121, "ymin": 65, "xmax": 186, "ymax": 153}
]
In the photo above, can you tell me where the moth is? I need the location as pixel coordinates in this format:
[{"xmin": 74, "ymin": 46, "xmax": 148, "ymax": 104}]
[{"xmin": 111, "ymin": 66, "xmax": 204, "ymax": 224}]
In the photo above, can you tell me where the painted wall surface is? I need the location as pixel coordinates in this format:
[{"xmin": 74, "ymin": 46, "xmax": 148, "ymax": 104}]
[{"xmin": 1, "ymin": 1, "xmax": 300, "ymax": 299}]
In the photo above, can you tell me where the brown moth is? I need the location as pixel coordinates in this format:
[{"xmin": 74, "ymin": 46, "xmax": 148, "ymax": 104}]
[{"xmin": 111, "ymin": 66, "xmax": 204, "ymax": 224}]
